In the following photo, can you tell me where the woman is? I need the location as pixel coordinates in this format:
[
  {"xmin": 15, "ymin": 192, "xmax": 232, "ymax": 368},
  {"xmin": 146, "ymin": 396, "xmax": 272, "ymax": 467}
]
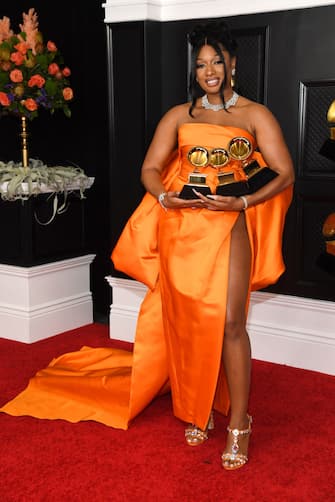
[
  {"xmin": 112, "ymin": 19, "xmax": 294, "ymax": 469},
  {"xmin": 0, "ymin": 20, "xmax": 294, "ymax": 471}
]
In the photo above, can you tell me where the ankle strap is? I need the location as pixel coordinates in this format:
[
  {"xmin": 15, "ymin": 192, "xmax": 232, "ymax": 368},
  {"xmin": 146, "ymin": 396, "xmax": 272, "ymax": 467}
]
[{"xmin": 227, "ymin": 415, "xmax": 252, "ymax": 436}]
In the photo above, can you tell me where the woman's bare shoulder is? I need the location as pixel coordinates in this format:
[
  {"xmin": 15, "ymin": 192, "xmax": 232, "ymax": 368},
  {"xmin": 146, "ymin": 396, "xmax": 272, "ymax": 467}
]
[
  {"xmin": 237, "ymin": 97, "xmax": 281, "ymax": 136},
  {"xmin": 238, "ymin": 96, "xmax": 268, "ymax": 113},
  {"xmin": 150, "ymin": 102, "xmax": 191, "ymax": 140},
  {"xmin": 161, "ymin": 102, "xmax": 191, "ymax": 123},
  {"xmin": 151, "ymin": 102, "xmax": 193, "ymax": 136}
]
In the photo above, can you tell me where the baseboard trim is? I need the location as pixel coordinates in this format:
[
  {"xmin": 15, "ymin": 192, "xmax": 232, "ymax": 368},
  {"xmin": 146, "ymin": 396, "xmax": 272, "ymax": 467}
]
[
  {"xmin": 106, "ymin": 276, "xmax": 335, "ymax": 375},
  {"xmin": 247, "ymin": 291, "xmax": 334, "ymax": 375}
]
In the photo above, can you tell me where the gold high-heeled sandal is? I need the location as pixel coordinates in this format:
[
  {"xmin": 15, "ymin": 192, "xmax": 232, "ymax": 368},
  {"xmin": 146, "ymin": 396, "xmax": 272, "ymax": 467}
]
[
  {"xmin": 185, "ymin": 410, "xmax": 214, "ymax": 446},
  {"xmin": 221, "ymin": 415, "xmax": 252, "ymax": 470}
]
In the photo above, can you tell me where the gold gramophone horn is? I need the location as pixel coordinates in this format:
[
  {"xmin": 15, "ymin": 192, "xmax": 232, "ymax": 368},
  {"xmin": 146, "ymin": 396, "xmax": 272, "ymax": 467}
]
[
  {"xmin": 187, "ymin": 146, "xmax": 209, "ymax": 168},
  {"xmin": 327, "ymin": 100, "xmax": 335, "ymax": 140},
  {"xmin": 228, "ymin": 137, "xmax": 252, "ymax": 161},
  {"xmin": 319, "ymin": 100, "xmax": 335, "ymax": 160},
  {"xmin": 209, "ymin": 148, "xmax": 229, "ymax": 168}
]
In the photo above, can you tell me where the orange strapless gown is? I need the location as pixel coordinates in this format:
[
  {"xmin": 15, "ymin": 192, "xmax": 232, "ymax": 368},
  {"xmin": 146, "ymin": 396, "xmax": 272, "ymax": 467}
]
[{"xmin": 0, "ymin": 124, "xmax": 292, "ymax": 430}]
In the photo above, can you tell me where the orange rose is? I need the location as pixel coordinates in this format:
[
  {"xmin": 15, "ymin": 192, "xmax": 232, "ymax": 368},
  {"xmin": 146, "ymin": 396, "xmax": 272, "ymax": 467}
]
[
  {"xmin": 62, "ymin": 87, "xmax": 73, "ymax": 101},
  {"xmin": 48, "ymin": 63, "xmax": 59, "ymax": 75},
  {"xmin": 62, "ymin": 67, "xmax": 71, "ymax": 77},
  {"xmin": 0, "ymin": 92, "xmax": 10, "ymax": 106},
  {"xmin": 9, "ymin": 69, "xmax": 23, "ymax": 83},
  {"xmin": 47, "ymin": 41, "xmax": 57, "ymax": 52},
  {"xmin": 24, "ymin": 98, "xmax": 38, "ymax": 111},
  {"xmin": 28, "ymin": 74, "xmax": 46, "ymax": 88},
  {"xmin": 10, "ymin": 51, "xmax": 25, "ymax": 65},
  {"xmin": 14, "ymin": 42, "xmax": 28, "ymax": 55}
]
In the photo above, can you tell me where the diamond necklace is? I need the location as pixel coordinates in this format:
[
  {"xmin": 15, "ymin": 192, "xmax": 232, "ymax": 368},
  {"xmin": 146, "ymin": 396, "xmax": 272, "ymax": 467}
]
[{"xmin": 201, "ymin": 91, "xmax": 239, "ymax": 111}]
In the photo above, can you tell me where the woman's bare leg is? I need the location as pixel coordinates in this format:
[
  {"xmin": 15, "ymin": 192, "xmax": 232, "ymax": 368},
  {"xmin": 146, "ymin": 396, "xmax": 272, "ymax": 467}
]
[{"xmin": 222, "ymin": 212, "xmax": 252, "ymax": 462}]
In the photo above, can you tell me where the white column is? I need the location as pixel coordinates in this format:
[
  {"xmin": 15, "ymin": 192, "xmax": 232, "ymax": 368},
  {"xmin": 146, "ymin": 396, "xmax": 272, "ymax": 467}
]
[{"xmin": 0, "ymin": 254, "xmax": 95, "ymax": 343}]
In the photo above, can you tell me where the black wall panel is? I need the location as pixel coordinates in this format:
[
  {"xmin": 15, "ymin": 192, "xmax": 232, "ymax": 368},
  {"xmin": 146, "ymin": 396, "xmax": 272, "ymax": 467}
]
[
  {"xmin": 299, "ymin": 80, "xmax": 335, "ymax": 178},
  {"xmin": 107, "ymin": 6, "xmax": 335, "ymax": 302},
  {"xmin": 0, "ymin": 2, "xmax": 110, "ymax": 318},
  {"xmin": 107, "ymin": 22, "xmax": 146, "ymax": 251}
]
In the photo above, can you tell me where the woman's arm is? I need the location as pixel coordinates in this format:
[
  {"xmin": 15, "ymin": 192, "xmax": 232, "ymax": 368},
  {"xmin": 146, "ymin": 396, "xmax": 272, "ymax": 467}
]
[
  {"xmin": 244, "ymin": 103, "xmax": 295, "ymax": 207},
  {"xmin": 140, "ymin": 107, "xmax": 180, "ymax": 199},
  {"xmin": 141, "ymin": 105, "xmax": 203, "ymax": 209}
]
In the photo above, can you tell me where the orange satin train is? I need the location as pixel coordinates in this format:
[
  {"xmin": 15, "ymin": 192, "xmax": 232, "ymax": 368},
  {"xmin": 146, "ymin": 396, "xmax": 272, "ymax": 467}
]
[{"xmin": 0, "ymin": 124, "xmax": 293, "ymax": 430}]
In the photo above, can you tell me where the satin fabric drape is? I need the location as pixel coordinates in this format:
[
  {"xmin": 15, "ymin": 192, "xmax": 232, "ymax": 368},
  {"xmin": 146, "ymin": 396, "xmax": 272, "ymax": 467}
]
[{"xmin": 0, "ymin": 124, "xmax": 292, "ymax": 431}]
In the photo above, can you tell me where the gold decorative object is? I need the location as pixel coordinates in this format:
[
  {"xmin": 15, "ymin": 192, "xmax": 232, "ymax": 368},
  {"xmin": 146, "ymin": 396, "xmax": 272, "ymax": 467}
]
[
  {"xmin": 317, "ymin": 212, "xmax": 335, "ymax": 275},
  {"xmin": 319, "ymin": 100, "xmax": 335, "ymax": 160},
  {"xmin": 322, "ymin": 213, "xmax": 335, "ymax": 257},
  {"xmin": 20, "ymin": 116, "xmax": 29, "ymax": 168},
  {"xmin": 327, "ymin": 100, "xmax": 335, "ymax": 124}
]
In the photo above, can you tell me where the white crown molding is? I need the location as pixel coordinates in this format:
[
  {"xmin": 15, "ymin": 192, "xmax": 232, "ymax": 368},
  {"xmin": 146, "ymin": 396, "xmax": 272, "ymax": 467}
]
[
  {"xmin": 103, "ymin": 0, "xmax": 335, "ymax": 23},
  {"xmin": 106, "ymin": 277, "xmax": 335, "ymax": 375}
]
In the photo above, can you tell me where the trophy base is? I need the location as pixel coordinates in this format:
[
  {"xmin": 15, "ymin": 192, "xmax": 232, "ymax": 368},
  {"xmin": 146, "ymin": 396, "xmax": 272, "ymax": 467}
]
[
  {"xmin": 319, "ymin": 138, "xmax": 335, "ymax": 161},
  {"xmin": 179, "ymin": 184, "xmax": 212, "ymax": 200},
  {"xmin": 216, "ymin": 161, "xmax": 278, "ymax": 196},
  {"xmin": 247, "ymin": 165, "xmax": 278, "ymax": 192},
  {"xmin": 216, "ymin": 181, "xmax": 249, "ymax": 196}
]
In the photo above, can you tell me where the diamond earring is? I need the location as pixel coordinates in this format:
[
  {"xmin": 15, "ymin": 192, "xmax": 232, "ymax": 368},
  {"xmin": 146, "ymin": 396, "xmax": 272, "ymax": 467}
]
[{"xmin": 231, "ymin": 68, "xmax": 236, "ymax": 89}]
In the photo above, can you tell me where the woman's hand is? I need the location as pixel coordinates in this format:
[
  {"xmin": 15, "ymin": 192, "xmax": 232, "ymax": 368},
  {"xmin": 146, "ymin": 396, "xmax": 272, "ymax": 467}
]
[
  {"xmin": 162, "ymin": 191, "xmax": 205, "ymax": 209},
  {"xmin": 161, "ymin": 190, "xmax": 245, "ymax": 211},
  {"xmin": 192, "ymin": 189, "xmax": 245, "ymax": 211}
]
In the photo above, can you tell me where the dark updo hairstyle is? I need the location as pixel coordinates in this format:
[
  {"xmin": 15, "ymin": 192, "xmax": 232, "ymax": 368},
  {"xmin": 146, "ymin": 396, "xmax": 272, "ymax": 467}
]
[{"xmin": 187, "ymin": 20, "xmax": 238, "ymax": 117}]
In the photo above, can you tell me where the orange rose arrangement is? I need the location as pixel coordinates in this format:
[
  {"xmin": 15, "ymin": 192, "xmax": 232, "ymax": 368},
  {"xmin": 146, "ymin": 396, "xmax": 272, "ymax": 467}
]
[{"xmin": 0, "ymin": 8, "xmax": 73, "ymax": 120}]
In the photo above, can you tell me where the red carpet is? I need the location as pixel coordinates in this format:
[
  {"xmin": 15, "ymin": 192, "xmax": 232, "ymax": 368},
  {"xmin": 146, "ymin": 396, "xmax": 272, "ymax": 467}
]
[{"xmin": 0, "ymin": 323, "xmax": 334, "ymax": 502}]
